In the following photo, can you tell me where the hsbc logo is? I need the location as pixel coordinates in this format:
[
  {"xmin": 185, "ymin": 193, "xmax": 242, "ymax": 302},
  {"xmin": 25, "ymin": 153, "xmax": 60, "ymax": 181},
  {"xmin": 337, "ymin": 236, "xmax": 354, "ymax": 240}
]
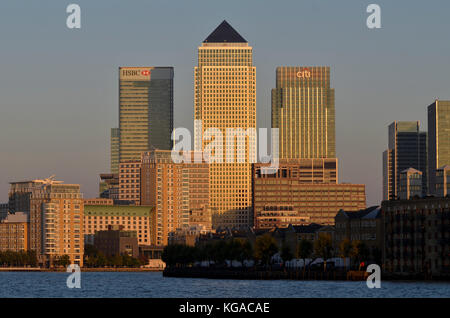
[
  {"xmin": 121, "ymin": 69, "xmax": 152, "ymax": 80},
  {"xmin": 296, "ymin": 69, "xmax": 311, "ymax": 78}
]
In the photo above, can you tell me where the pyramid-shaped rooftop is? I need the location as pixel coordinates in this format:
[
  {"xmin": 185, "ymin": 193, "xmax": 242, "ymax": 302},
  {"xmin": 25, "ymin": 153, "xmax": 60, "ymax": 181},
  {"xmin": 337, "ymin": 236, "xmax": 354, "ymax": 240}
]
[{"xmin": 203, "ymin": 20, "xmax": 247, "ymax": 43}]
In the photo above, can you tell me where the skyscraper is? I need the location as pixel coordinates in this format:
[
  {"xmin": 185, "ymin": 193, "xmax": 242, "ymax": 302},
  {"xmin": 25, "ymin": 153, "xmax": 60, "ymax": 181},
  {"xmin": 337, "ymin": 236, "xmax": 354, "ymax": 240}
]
[
  {"xmin": 272, "ymin": 66, "xmax": 335, "ymax": 159},
  {"xmin": 194, "ymin": 21, "xmax": 256, "ymax": 229},
  {"xmin": 119, "ymin": 67, "xmax": 174, "ymax": 162},
  {"xmin": 428, "ymin": 100, "xmax": 450, "ymax": 195},
  {"xmin": 382, "ymin": 121, "xmax": 427, "ymax": 200},
  {"xmin": 110, "ymin": 128, "xmax": 119, "ymax": 174}
]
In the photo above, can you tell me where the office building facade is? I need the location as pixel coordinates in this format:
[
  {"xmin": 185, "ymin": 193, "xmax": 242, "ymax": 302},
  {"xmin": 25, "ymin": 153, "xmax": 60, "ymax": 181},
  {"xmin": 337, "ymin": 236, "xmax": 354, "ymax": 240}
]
[
  {"xmin": 435, "ymin": 165, "xmax": 450, "ymax": 197},
  {"xmin": 272, "ymin": 66, "xmax": 335, "ymax": 159},
  {"xmin": 383, "ymin": 121, "xmax": 427, "ymax": 200},
  {"xmin": 398, "ymin": 168, "xmax": 423, "ymax": 200},
  {"xmin": 0, "ymin": 203, "xmax": 7, "ymax": 220},
  {"xmin": 194, "ymin": 21, "xmax": 256, "ymax": 229},
  {"xmin": 84, "ymin": 205, "xmax": 153, "ymax": 246},
  {"xmin": 110, "ymin": 128, "xmax": 119, "ymax": 174},
  {"xmin": 118, "ymin": 161, "xmax": 141, "ymax": 205},
  {"xmin": 428, "ymin": 100, "xmax": 450, "ymax": 195},
  {"xmin": 253, "ymin": 161, "xmax": 366, "ymax": 226},
  {"xmin": 140, "ymin": 150, "xmax": 210, "ymax": 246},
  {"xmin": 119, "ymin": 67, "xmax": 174, "ymax": 162}
]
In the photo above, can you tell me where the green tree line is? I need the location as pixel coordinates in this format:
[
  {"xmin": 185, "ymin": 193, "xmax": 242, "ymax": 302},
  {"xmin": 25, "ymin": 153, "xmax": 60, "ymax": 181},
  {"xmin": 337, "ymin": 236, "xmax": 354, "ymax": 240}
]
[
  {"xmin": 163, "ymin": 233, "xmax": 373, "ymax": 272},
  {"xmin": 83, "ymin": 244, "xmax": 144, "ymax": 268},
  {"xmin": 0, "ymin": 250, "xmax": 37, "ymax": 267}
]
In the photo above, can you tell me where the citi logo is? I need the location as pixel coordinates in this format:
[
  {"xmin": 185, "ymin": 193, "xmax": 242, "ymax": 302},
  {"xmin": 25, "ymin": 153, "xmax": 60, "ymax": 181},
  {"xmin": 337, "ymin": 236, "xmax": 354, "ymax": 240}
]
[{"xmin": 296, "ymin": 69, "xmax": 311, "ymax": 78}]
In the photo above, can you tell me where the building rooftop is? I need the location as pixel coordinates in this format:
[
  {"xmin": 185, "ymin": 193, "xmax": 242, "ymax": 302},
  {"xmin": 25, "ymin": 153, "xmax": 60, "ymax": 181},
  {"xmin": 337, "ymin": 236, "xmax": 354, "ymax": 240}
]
[
  {"xmin": 203, "ymin": 20, "xmax": 247, "ymax": 43},
  {"xmin": 401, "ymin": 167, "xmax": 422, "ymax": 174},
  {"xmin": 84, "ymin": 205, "xmax": 154, "ymax": 217},
  {"xmin": 2, "ymin": 212, "xmax": 28, "ymax": 223},
  {"xmin": 338, "ymin": 206, "xmax": 381, "ymax": 219}
]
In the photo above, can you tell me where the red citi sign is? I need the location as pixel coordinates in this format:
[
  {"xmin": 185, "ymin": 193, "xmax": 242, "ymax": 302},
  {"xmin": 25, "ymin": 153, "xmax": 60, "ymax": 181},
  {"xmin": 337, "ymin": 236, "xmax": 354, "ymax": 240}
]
[
  {"xmin": 141, "ymin": 70, "xmax": 151, "ymax": 76},
  {"xmin": 296, "ymin": 69, "xmax": 311, "ymax": 78}
]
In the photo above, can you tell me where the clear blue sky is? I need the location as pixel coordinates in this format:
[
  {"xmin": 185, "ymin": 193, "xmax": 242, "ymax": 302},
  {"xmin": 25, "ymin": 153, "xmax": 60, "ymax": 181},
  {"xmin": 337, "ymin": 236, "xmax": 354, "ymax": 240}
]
[{"xmin": 0, "ymin": 0, "xmax": 449, "ymax": 206}]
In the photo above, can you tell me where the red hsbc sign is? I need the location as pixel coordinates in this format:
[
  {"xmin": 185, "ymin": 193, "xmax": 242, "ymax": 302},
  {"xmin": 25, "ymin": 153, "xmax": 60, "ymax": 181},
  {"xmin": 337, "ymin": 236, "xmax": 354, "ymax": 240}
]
[{"xmin": 141, "ymin": 70, "xmax": 151, "ymax": 76}]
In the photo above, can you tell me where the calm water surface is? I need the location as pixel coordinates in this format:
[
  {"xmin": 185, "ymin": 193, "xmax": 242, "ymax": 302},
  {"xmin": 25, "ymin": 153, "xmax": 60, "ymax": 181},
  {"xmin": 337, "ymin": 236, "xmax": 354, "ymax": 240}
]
[{"xmin": 0, "ymin": 272, "xmax": 449, "ymax": 298}]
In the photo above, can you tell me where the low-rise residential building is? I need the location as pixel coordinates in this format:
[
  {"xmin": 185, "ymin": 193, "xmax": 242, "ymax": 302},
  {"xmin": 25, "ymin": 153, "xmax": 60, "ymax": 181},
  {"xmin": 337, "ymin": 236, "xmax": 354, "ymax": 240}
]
[
  {"xmin": 84, "ymin": 205, "xmax": 153, "ymax": 246},
  {"xmin": 335, "ymin": 206, "xmax": 383, "ymax": 263},
  {"xmin": 94, "ymin": 225, "xmax": 139, "ymax": 258},
  {"xmin": 0, "ymin": 212, "xmax": 29, "ymax": 252},
  {"xmin": 382, "ymin": 197, "xmax": 450, "ymax": 277},
  {"xmin": 273, "ymin": 223, "xmax": 329, "ymax": 256}
]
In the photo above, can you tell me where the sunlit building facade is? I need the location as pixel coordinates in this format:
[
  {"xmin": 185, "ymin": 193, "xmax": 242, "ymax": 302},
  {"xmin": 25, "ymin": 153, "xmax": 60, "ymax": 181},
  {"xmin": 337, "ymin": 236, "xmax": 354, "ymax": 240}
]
[
  {"xmin": 194, "ymin": 21, "xmax": 256, "ymax": 229},
  {"xmin": 253, "ymin": 161, "xmax": 366, "ymax": 227},
  {"xmin": 272, "ymin": 66, "xmax": 335, "ymax": 159},
  {"xmin": 110, "ymin": 128, "xmax": 119, "ymax": 174},
  {"xmin": 428, "ymin": 100, "xmax": 450, "ymax": 195},
  {"xmin": 140, "ymin": 150, "xmax": 210, "ymax": 246},
  {"xmin": 119, "ymin": 67, "xmax": 174, "ymax": 162},
  {"xmin": 29, "ymin": 181, "xmax": 84, "ymax": 266}
]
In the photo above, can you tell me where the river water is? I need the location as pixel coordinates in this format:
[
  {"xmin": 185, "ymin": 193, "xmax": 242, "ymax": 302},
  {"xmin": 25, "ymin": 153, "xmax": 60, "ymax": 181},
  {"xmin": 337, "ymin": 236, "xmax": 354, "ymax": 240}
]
[{"xmin": 0, "ymin": 272, "xmax": 448, "ymax": 298}]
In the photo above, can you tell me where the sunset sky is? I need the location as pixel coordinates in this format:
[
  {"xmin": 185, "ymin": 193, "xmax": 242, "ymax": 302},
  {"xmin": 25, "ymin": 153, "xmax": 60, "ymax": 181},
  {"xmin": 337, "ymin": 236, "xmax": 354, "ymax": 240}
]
[{"xmin": 1, "ymin": 0, "xmax": 449, "ymax": 206}]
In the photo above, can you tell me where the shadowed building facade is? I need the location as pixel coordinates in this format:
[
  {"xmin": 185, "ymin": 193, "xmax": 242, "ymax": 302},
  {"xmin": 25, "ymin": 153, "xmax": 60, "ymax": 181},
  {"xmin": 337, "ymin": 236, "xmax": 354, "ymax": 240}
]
[
  {"xmin": 382, "ymin": 121, "xmax": 427, "ymax": 200},
  {"xmin": 194, "ymin": 21, "xmax": 256, "ymax": 229}
]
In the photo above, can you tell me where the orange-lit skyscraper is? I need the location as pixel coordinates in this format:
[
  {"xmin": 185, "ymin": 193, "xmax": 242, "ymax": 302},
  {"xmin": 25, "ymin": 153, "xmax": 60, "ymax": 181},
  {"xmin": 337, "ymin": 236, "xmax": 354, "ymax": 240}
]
[{"xmin": 194, "ymin": 21, "xmax": 256, "ymax": 229}]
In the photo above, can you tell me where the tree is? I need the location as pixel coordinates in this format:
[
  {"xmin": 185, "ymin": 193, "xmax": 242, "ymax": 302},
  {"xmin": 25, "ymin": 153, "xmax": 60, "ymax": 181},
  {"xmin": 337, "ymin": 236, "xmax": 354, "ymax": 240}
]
[
  {"xmin": 350, "ymin": 240, "xmax": 369, "ymax": 270},
  {"xmin": 236, "ymin": 239, "xmax": 253, "ymax": 268},
  {"xmin": 280, "ymin": 243, "xmax": 294, "ymax": 268},
  {"xmin": 339, "ymin": 238, "xmax": 352, "ymax": 269},
  {"xmin": 254, "ymin": 234, "xmax": 278, "ymax": 268},
  {"xmin": 55, "ymin": 254, "xmax": 71, "ymax": 268},
  {"xmin": 314, "ymin": 233, "xmax": 333, "ymax": 272},
  {"xmin": 297, "ymin": 239, "xmax": 313, "ymax": 275}
]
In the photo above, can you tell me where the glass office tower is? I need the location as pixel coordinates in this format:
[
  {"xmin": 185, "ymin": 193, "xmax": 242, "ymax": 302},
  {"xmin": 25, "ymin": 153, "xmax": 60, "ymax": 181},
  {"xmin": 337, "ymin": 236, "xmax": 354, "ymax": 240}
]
[
  {"xmin": 428, "ymin": 100, "xmax": 450, "ymax": 194},
  {"xmin": 110, "ymin": 128, "xmax": 119, "ymax": 174},
  {"xmin": 272, "ymin": 66, "xmax": 335, "ymax": 159},
  {"xmin": 383, "ymin": 121, "xmax": 427, "ymax": 200},
  {"xmin": 194, "ymin": 20, "xmax": 256, "ymax": 229},
  {"xmin": 119, "ymin": 67, "xmax": 173, "ymax": 162}
]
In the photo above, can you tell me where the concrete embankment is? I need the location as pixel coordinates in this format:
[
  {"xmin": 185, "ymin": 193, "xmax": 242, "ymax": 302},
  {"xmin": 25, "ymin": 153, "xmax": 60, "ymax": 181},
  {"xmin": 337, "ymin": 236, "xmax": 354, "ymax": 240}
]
[{"xmin": 0, "ymin": 267, "xmax": 163, "ymax": 272}]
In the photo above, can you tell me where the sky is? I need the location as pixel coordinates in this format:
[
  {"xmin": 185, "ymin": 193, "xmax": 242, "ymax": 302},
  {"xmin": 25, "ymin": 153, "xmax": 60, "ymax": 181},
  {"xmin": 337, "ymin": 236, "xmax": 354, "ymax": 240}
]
[{"xmin": 0, "ymin": 0, "xmax": 449, "ymax": 206}]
